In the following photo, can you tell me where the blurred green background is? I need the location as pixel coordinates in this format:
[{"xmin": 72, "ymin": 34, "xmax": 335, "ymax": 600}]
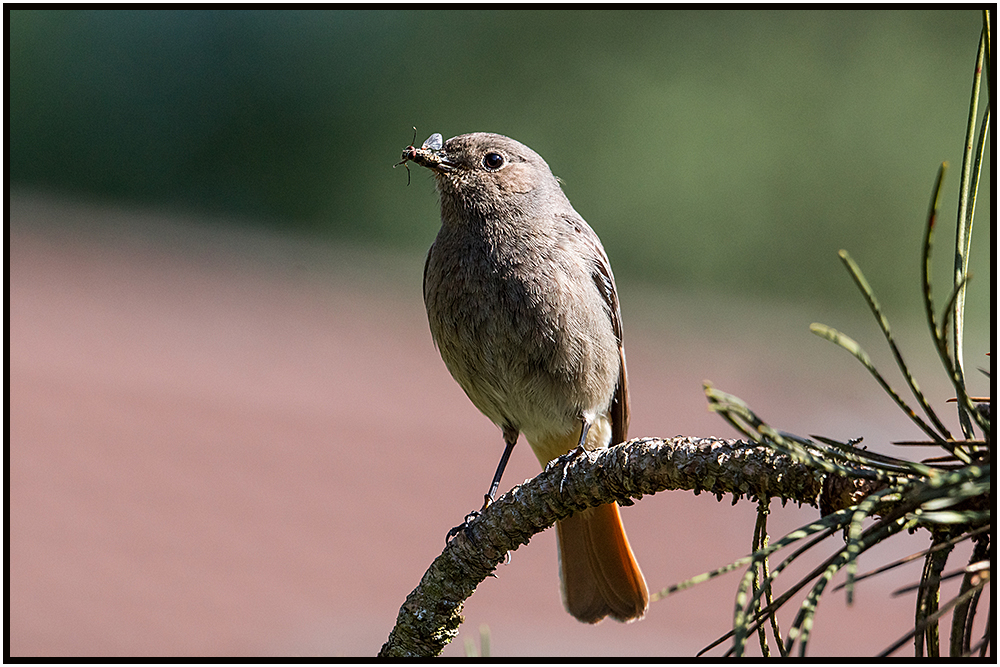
[{"xmin": 9, "ymin": 9, "xmax": 991, "ymax": 316}]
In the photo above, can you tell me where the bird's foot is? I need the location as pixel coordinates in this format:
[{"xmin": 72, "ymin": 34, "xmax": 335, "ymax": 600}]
[
  {"xmin": 559, "ymin": 445, "xmax": 591, "ymax": 494},
  {"xmin": 445, "ymin": 494, "xmax": 494, "ymax": 544},
  {"xmin": 445, "ymin": 510, "xmax": 481, "ymax": 543}
]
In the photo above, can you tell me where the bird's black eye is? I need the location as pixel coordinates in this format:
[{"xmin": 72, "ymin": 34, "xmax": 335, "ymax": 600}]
[{"xmin": 482, "ymin": 152, "xmax": 505, "ymax": 170}]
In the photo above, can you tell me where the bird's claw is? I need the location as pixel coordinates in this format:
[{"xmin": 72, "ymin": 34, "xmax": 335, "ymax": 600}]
[
  {"xmin": 445, "ymin": 510, "xmax": 482, "ymax": 544},
  {"xmin": 559, "ymin": 445, "xmax": 590, "ymax": 494}
]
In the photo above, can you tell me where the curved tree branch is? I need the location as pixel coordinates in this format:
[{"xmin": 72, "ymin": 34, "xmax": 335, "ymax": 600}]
[{"xmin": 378, "ymin": 435, "xmax": 833, "ymax": 657}]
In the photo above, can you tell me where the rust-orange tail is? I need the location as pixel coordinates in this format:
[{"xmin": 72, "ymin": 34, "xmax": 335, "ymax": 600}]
[{"xmin": 556, "ymin": 502, "xmax": 648, "ymax": 623}]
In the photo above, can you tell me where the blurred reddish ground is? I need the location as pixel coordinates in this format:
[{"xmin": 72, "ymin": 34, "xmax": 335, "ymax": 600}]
[{"xmin": 8, "ymin": 194, "xmax": 986, "ymax": 657}]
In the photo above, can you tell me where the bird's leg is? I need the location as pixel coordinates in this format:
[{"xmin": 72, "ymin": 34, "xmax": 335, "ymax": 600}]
[
  {"xmin": 560, "ymin": 418, "xmax": 592, "ymax": 494},
  {"xmin": 483, "ymin": 427, "xmax": 519, "ymax": 510},
  {"xmin": 575, "ymin": 418, "xmax": 592, "ymax": 450},
  {"xmin": 446, "ymin": 427, "xmax": 518, "ymax": 543}
]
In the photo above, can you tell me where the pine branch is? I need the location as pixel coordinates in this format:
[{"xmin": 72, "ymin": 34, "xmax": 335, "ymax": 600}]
[{"xmin": 379, "ymin": 435, "xmax": 828, "ymax": 657}]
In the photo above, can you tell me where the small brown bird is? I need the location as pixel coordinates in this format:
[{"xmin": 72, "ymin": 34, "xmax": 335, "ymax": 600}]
[{"xmin": 402, "ymin": 131, "xmax": 648, "ymax": 624}]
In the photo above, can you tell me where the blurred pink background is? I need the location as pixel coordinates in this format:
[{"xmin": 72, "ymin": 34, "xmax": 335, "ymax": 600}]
[{"xmin": 9, "ymin": 194, "xmax": 988, "ymax": 657}]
